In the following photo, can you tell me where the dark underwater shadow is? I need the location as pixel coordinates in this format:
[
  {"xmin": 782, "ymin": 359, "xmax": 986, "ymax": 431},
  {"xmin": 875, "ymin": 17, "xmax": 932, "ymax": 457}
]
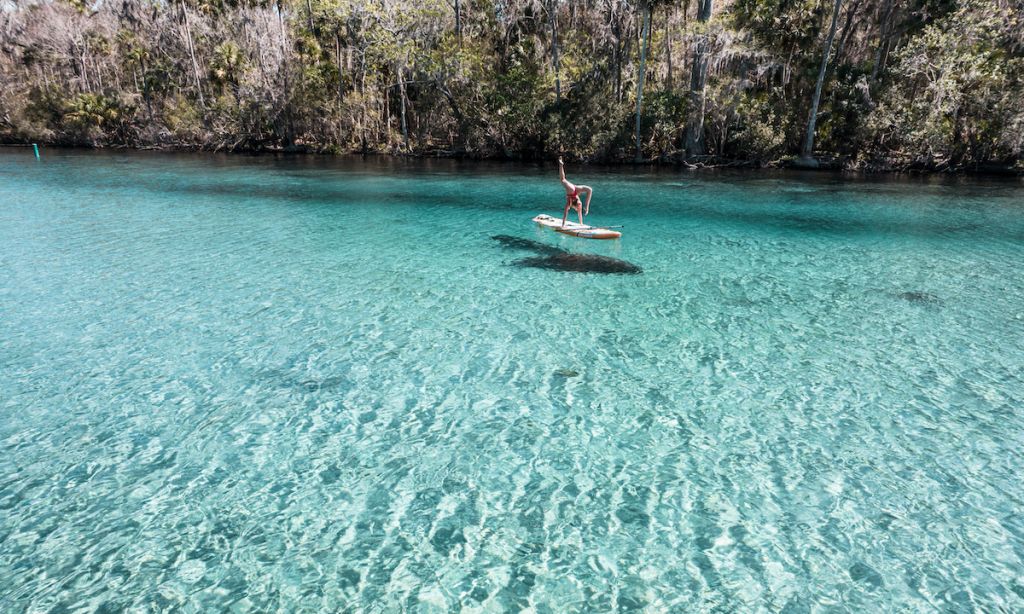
[
  {"xmin": 490, "ymin": 234, "xmax": 564, "ymax": 255},
  {"xmin": 256, "ymin": 368, "xmax": 353, "ymax": 392},
  {"xmin": 668, "ymin": 200, "xmax": 1024, "ymax": 242},
  {"xmin": 894, "ymin": 290, "xmax": 941, "ymax": 305},
  {"xmin": 491, "ymin": 234, "xmax": 642, "ymax": 275},
  {"xmin": 516, "ymin": 253, "xmax": 643, "ymax": 274}
]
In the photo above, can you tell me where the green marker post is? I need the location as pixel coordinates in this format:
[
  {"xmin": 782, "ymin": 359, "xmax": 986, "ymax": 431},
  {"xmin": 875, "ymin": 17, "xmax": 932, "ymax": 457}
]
[{"xmin": 33, "ymin": 144, "xmax": 40, "ymax": 160}]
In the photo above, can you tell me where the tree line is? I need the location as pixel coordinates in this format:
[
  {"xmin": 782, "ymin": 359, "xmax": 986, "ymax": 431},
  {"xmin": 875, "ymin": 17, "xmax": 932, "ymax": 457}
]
[{"xmin": 1, "ymin": 0, "xmax": 1021, "ymax": 171}]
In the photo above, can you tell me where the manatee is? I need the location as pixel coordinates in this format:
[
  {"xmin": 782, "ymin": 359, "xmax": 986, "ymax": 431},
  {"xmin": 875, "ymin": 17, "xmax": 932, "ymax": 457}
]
[
  {"xmin": 513, "ymin": 253, "xmax": 642, "ymax": 274},
  {"xmin": 491, "ymin": 234, "xmax": 641, "ymax": 275},
  {"xmin": 896, "ymin": 290, "xmax": 940, "ymax": 304},
  {"xmin": 490, "ymin": 234, "xmax": 564, "ymax": 255}
]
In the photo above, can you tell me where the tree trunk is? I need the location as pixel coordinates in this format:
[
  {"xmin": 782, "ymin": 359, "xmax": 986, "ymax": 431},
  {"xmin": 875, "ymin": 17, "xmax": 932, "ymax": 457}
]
[
  {"xmin": 398, "ymin": 62, "xmax": 409, "ymax": 150},
  {"xmin": 94, "ymin": 54, "xmax": 105, "ymax": 91},
  {"xmin": 871, "ymin": 0, "xmax": 894, "ymax": 81},
  {"xmin": 180, "ymin": 0, "xmax": 205, "ymax": 110},
  {"xmin": 613, "ymin": 15, "xmax": 622, "ymax": 102},
  {"xmin": 634, "ymin": 1, "xmax": 651, "ymax": 162},
  {"xmin": 621, "ymin": 14, "xmax": 634, "ymax": 104},
  {"xmin": 360, "ymin": 51, "xmax": 368, "ymax": 152},
  {"xmin": 384, "ymin": 85, "xmax": 391, "ymax": 143},
  {"xmin": 833, "ymin": 0, "xmax": 863, "ymax": 68},
  {"xmin": 244, "ymin": 18, "xmax": 272, "ymax": 91},
  {"xmin": 139, "ymin": 55, "xmax": 153, "ymax": 122},
  {"xmin": 455, "ymin": 0, "xmax": 462, "ymax": 46},
  {"xmin": 684, "ymin": 0, "xmax": 713, "ymax": 158},
  {"xmin": 801, "ymin": 0, "xmax": 843, "ymax": 160},
  {"xmin": 876, "ymin": 34, "xmax": 893, "ymax": 80},
  {"xmin": 73, "ymin": 39, "xmax": 91, "ymax": 93},
  {"xmin": 81, "ymin": 52, "xmax": 91, "ymax": 93},
  {"xmin": 277, "ymin": 1, "xmax": 293, "ymax": 146},
  {"xmin": 548, "ymin": 0, "xmax": 562, "ymax": 104},
  {"xmin": 335, "ymin": 31, "xmax": 344, "ymax": 106},
  {"xmin": 665, "ymin": 9, "xmax": 674, "ymax": 91}
]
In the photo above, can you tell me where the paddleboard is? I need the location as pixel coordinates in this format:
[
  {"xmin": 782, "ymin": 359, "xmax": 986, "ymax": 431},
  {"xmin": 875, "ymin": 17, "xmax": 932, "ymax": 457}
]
[{"xmin": 532, "ymin": 214, "xmax": 622, "ymax": 240}]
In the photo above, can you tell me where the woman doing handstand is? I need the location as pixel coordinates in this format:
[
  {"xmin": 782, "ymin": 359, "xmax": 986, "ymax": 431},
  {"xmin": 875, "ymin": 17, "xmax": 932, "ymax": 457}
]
[{"xmin": 558, "ymin": 157, "xmax": 593, "ymax": 228}]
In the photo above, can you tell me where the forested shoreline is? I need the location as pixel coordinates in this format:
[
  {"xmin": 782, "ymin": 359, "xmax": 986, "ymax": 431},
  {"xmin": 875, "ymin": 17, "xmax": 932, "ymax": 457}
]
[{"xmin": 1, "ymin": 0, "xmax": 1022, "ymax": 172}]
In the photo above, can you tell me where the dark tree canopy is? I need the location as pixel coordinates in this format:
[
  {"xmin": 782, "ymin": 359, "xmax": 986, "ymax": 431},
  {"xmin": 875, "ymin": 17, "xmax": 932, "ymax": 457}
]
[{"xmin": 0, "ymin": 0, "xmax": 1021, "ymax": 171}]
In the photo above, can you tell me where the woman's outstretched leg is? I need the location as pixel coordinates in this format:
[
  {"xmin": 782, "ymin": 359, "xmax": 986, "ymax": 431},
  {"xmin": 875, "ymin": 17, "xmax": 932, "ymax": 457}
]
[{"xmin": 558, "ymin": 157, "xmax": 574, "ymax": 192}]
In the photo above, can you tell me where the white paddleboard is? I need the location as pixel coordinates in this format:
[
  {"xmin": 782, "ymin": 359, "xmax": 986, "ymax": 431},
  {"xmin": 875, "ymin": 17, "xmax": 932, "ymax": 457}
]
[{"xmin": 532, "ymin": 214, "xmax": 622, "ymax": 240}]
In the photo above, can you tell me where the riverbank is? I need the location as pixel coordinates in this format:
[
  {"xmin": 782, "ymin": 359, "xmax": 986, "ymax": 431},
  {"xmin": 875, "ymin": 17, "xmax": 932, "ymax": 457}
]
[{"xmin": 3, "ymin": 140, "xmax": 1021, "ymax": 177}]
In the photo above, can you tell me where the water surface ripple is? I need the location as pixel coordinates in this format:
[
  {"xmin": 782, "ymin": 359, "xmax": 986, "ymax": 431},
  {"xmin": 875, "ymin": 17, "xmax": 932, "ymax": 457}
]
[{"xmin": 1, "ymin": 150, "xmax": 1023, "ymax": 612}]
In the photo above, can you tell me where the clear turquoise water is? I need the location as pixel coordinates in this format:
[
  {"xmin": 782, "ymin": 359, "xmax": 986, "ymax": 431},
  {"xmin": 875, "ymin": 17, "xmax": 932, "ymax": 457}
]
[{"xmin": 2, "ymin": 148, "xmax": 1024, "ymax": 612}]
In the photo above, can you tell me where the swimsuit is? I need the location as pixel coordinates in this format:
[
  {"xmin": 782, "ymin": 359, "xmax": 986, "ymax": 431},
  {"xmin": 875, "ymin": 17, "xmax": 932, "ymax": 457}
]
[{"xmin": 566, "ymin": 187, "xmax": 582, "ymax": 208}]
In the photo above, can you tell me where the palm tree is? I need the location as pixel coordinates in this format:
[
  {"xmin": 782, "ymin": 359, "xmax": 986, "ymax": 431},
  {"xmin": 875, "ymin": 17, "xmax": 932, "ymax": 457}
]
[{"xmin": 210, "ymin": 41, "xmax": 247, "ymax": 103}]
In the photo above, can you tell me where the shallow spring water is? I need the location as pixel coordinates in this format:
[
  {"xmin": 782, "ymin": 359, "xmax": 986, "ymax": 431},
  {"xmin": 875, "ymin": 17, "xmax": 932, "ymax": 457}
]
[{"xmin": 1, "ymin": 149, "xmax": 1023, "ymax": 612}]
